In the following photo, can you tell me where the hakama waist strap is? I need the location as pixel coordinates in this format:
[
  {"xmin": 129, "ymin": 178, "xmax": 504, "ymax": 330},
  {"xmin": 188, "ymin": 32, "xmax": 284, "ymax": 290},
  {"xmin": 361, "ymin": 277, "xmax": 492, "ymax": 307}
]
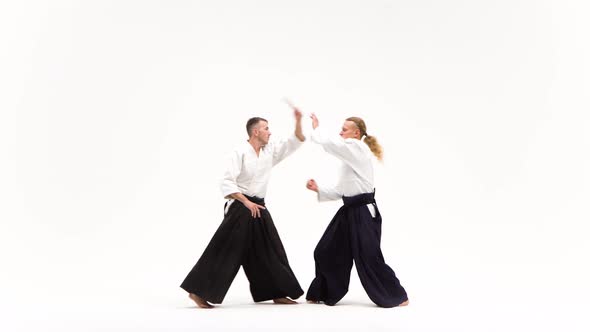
[
  {"xmin": 342, "ymin": 191, "xmax": 376, "ymax": 207},
  {"xmin": 244, "ymin": 194, "xmax": 265, "ymax": 206}
]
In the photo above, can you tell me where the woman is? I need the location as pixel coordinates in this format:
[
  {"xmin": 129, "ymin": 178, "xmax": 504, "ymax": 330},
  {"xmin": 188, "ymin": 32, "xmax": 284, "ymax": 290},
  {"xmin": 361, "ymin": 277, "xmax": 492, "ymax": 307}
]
[{"xmin": 305, "ymin": 113, "xmax": 409, "ymax": 308}]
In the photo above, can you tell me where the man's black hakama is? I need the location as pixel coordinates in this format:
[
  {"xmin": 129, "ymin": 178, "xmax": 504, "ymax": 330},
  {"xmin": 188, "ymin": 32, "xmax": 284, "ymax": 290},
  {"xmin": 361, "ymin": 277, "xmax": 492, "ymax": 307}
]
[{"xmin": 180, "ymin": 196, "xmax": 303, "ymax": 303}]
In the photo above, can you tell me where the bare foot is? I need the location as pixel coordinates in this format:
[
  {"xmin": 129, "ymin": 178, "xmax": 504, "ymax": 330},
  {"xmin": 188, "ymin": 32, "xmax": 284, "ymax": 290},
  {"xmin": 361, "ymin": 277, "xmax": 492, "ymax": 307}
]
[
  {"xmin": 306, "ymin": 300, "xmax": 321, "ymax": 304},
  {"xmin": 273, "ymin": 297, "xmax": 297, "ymax": 304},
  {"xmin": 189, "ymin": 293, "xmax": 214, "ymax": 308},
  {"xmin": 398, "ymin": 300, "xmax": 409, "ymax": 307}
]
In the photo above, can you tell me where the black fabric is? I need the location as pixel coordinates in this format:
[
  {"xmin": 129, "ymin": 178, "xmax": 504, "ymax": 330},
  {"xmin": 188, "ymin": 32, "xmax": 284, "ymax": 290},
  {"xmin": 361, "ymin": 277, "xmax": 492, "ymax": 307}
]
[
  {"xmin": 180, "ymin": 196, "xmax": 303, "ymax": 303},
  {"xmin": 306, "ymin": 191, "xmax": 408, "ymax": 307}
]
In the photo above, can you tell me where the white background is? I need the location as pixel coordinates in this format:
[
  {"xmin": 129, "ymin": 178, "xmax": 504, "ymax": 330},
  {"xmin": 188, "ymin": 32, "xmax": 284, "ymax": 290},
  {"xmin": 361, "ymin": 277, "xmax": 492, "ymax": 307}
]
[{"xmin": 1, "ymin": 1, "xmax": 589, "ymax": 331}]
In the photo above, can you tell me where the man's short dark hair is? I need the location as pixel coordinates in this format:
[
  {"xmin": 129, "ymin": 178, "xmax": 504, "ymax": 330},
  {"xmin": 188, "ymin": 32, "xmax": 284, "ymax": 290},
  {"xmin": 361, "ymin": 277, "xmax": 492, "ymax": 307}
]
[{"xmin": 246, "ymin": 117, "xmax": 267, "ymax": 137}]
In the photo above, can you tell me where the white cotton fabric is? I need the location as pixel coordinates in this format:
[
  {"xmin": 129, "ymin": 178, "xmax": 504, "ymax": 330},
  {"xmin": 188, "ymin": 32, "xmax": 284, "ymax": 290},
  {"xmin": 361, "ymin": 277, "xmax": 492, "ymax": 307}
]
[
  {"xmin": 220, "ymin": 134, "xmax": 304, "ymax": 199},
  {"xmin": 310, "ymin": 128, "xmax": 375, "ymax": 202}
]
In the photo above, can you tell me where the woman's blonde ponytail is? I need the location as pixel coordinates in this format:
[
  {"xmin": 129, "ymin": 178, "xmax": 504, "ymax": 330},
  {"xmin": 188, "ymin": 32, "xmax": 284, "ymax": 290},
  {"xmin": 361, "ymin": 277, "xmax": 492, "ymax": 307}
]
[{"xmin": 346, "ymin": 117, "xmax": 383, "ymax": 161}]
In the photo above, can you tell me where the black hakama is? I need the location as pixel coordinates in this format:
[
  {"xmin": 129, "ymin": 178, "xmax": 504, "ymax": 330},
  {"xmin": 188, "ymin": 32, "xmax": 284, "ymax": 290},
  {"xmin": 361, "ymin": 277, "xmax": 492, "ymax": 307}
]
[
  {"xmin": 306, "ymin": 191, "xmax": 408, "ymax": 307},
  {"xmin": 180, "ymin": 196, "xmax": 303, "ymax": 303}
]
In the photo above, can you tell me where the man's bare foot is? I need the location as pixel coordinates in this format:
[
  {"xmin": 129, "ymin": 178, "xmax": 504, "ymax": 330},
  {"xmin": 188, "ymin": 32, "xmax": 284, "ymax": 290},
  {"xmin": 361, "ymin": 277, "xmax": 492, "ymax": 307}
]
[
  {"xmin": 273, "ymin": 297, "xmax": 297, "ymax": 304},
  {"xmin": 189, "ymin": 293, "xmax": 214, "ymax": 308},
  {"xmin": 398, "ymin": 300, "xmax": 409, "ymax": 307},
  {"xmin": 306, "ymin": 300, "xmax": 321, "ymax": 304}
]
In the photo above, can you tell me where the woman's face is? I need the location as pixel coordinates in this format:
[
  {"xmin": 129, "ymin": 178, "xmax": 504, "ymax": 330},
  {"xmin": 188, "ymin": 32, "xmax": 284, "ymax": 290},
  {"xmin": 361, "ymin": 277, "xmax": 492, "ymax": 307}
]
[{"xmin": 340, "ymin": 121, "xmax": 360, "ymax": 139}]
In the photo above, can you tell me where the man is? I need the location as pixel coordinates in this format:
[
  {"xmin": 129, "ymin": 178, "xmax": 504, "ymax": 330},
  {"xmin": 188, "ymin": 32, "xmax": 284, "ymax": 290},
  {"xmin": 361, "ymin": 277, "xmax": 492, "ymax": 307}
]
[{"xmin": 180, "ymin": 109, "xmax": 305, "ymax": 308}]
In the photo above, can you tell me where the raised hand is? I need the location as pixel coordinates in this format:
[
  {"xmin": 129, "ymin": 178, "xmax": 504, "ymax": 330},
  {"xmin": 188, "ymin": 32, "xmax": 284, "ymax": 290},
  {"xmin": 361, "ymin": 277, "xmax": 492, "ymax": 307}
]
[
  {"xmin": 284, "ymin": 99, "xmax": 305, "ymax": 142},
  {"xmin": 310, "ymin": 113, "xmax": 319, "ymax": 129},
  {"xmin": 294, "ymin": 108, "xmax": 302, "ymax": 121}
]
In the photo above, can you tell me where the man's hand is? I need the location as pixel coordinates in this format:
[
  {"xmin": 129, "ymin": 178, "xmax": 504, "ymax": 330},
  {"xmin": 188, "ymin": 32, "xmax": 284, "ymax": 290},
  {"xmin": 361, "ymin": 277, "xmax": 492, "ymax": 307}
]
[
  {"xmin": 286, "ymin": 101, "xmax": 305, "ymax": 142},
  {"xmin": 229, "ymin": 192, "xmax": 267, "ymax": 219},
  {"xmin": 310, "ymin": 113, "xmax": 319, "ymax": 129},
  {"xmin": 294, "ymin": 108, "xmax": 302, "ymax": 121},
  {"xmin": 306, "ymin": 179, "xmax": 319, "ymax": 192},
  {"xmin": 244, "ymin": 200, "xmax": 266, "ymax": 218}
]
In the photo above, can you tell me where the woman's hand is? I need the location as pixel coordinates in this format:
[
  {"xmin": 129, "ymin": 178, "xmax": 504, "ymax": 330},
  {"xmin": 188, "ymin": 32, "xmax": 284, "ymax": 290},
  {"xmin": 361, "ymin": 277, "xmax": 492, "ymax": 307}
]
[
  {"xmin": 310, "ymin": 113, "xmax": 319, "ymax": 129},
  {"xmin": 306, "ymin": 179, "xmax": 319, "ymax": 192}
]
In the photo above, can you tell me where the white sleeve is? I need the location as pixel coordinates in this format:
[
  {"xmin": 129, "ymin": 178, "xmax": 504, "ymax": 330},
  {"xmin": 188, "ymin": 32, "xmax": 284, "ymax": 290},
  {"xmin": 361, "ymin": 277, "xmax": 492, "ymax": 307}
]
[
  {"xmin": 317, "ymin": 185, "xmax": 342, "ymax": 202},
  {"xmin": 271, "ymin": 133, "xmax": 304, "ymax": 166},
  {"xmin": 310, "ymin": 128, "xmax": 364, "ymax": 169},
  {"xmin": 220, "ymin": 150, "xmax": 242, "ymax": 198}
]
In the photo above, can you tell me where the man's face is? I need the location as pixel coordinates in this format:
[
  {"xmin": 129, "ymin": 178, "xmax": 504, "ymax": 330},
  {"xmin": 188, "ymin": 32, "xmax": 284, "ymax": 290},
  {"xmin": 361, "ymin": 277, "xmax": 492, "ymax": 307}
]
[
  {"xmin": 254, "ymin": 121, "xmax": 271, "ymax": 144},
  {"xmin": 340, "ymin": 121, "xmax": 360, "ymax": 139}
]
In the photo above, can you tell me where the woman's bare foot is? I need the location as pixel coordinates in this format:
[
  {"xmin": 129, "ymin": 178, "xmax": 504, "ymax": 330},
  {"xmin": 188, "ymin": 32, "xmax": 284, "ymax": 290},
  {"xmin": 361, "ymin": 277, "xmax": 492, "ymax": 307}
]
[
  {"xmin": 189, "ymin": 293, "xmax": 214, "ymax": 308},
  {"xmin": 273, "ymin": 297, "xmax": 297, "ymax": 304},
  {"xmin": 398, "ymin": 300, "xmax": 409, "ymax": 307}
]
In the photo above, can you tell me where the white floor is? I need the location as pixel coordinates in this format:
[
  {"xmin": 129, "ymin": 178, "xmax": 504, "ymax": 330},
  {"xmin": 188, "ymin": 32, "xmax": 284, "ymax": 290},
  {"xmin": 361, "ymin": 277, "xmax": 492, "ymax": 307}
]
[{"xmin": 2, "ymin": 263, "xmax": 588, "ymax": 332}]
